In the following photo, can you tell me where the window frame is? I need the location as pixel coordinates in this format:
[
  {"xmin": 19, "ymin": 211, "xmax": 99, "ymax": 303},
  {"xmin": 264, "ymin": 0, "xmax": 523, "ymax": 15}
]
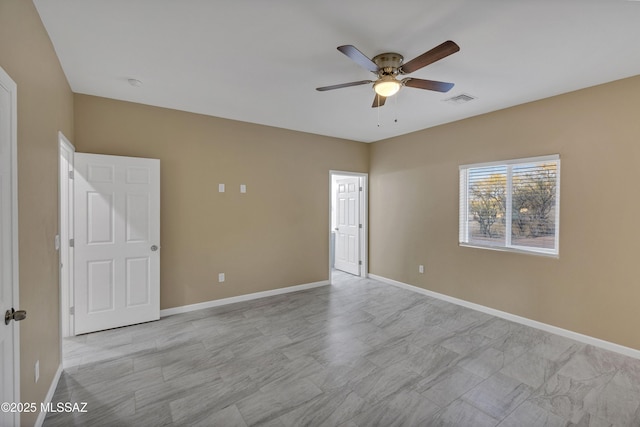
[{"xmin": 459, "ymin": 154, "xmax": 560, "ymax": 257}]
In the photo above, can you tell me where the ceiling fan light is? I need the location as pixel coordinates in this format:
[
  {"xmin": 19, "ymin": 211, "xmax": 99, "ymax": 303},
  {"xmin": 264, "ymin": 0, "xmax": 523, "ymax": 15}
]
[{"xmin": 374, "ymin": 77, "xmax": 401, "ymax": 97}]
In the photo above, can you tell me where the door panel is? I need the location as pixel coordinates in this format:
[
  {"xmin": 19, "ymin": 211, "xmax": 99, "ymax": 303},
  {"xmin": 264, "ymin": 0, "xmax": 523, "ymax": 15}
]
[
  {"xmin": 126, "ymin": 257, "xmax": 150, "ymax": 306},
  {"xmin": 74, "ymin": 153, "xmax": 160, "ymax": 334},
  {"xmin": 334, "ymin": 177, "xmax": 360, "ymax": 275},
  {"xmin": 87, "ymin": 192, "xmax": 114, "ymax": 243},
  {"xmin": 126, "ymin": 193, "xmax": 150, "ymax": 242},
  {"xmin": 87, "ymin": 260, "xmax": 114, "ymax": 312}
]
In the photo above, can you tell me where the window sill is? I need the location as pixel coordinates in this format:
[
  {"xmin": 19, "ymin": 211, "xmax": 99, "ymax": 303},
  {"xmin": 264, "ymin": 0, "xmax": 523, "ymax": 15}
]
[{"xmin": 459, "ymin": 242, "xmax": 559, "ymax": 258}]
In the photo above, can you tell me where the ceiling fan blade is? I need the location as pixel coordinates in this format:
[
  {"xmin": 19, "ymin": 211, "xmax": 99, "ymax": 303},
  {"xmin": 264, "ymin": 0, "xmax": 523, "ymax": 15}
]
[
  {"xmin": 400, "ymin": 40, "xmax": 460, "ymax": 74},
  {"xmin": 372, "ymin": 94, "xmax": 386, "ymax": 108},
  {"xmin": 404, "ymin": 78, "xmax": 455, "ymax": 93},
  {"xmin": 316, "ymin": 80, "xmax": 372, "ymax": 91},
  {"xmin": 337, "ymin": 45, "xmax": 379, "ymax": 73}
]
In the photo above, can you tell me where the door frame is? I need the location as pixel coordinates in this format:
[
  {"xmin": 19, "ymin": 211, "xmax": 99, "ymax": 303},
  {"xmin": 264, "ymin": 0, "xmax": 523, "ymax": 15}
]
[
  {"xmin": 0, "ymin": 65, "xmax": 20, "ymax": 426},
  {"xmin": 58, "ymin": 133, "xmax": 75, "ymax": 338},
  {"xmin": 329, "ymin": 170, "xmax": 368, "ymax": 282}
]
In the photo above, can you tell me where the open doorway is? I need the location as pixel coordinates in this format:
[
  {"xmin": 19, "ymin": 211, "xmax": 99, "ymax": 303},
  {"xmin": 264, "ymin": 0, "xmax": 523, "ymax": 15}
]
[
  {"xmin": 59, "ymin": 150, "xmax": 161, "ymax": 338},
  {"xmin": 329, "ymin": 171, "xmax": 368, "ymax": 283}
]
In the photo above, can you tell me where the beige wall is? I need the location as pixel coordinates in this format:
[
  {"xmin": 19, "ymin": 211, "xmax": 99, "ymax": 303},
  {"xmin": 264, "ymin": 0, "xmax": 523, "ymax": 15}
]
[
  {"xmin": 74, "ymin": 94, "xmax": 369, "ymax": 309},
  {"xmin": 0, "ymin": 0, "xmax": 74, "ymax": 425},
  {"xmin": 370, "ymin": 75, "xmax": 640, "ymax": 350}
]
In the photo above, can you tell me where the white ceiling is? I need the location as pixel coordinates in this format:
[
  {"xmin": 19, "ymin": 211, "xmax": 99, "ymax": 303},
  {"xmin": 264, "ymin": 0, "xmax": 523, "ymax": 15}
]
[{"xmin": 34, "ymin": 0, "xmax": 640, "ymax": 143}]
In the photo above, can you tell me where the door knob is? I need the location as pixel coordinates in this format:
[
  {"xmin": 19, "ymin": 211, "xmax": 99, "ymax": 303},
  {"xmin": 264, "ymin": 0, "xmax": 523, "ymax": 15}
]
[
  {"xmin": 5, "ymin": 308, "xmax": 27, "ymax": 325},
  {"xmin": 150, "ymin": 245, "xmax": 158, "ymax": 252}
]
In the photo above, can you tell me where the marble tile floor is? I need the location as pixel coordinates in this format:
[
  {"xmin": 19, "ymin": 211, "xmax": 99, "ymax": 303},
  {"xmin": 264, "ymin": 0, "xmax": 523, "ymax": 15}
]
[{"xmin": 44, "ymin": 272, "xmax": 640, "ymax": 426}]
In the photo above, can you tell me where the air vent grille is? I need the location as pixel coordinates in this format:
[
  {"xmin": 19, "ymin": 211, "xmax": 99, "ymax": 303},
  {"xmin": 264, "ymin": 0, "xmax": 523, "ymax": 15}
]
[{"xmin": 444, "ymin": 93, "xmax": 476, "ymax": 104}]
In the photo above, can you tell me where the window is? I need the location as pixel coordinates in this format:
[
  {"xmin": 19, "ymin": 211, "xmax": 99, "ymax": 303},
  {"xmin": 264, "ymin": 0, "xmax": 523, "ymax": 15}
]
[{"xmin": 459, "ymin": 155, "xmax": 560, "ymax": 256}]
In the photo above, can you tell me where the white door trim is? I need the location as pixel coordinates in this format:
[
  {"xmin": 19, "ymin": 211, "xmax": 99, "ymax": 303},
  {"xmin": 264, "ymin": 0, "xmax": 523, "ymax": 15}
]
[
  {"xmin": 329, "ymin": 171, "xmax": 368, "ymax": 283},
  {"xmin": 0, "ymin": 65, "xmax": 20, "ymax": 426},
  {"xmin": 58, "ymin": 133, "xmax": 75, "ymax": 338}
]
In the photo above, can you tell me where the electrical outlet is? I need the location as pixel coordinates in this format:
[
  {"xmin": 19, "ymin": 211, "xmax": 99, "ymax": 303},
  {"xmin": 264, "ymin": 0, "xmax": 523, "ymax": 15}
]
[
  {"xmin": 218, "ymin": 273, "xmax": 225, "ymax": 283},
  {"xmin": 419, "ymin": 265, "xmax": 425, "ymax": 274},
  {"xmin": 240, "ymin": 184, "xmax": 247, "ymax": 193},
  {"xmin": 218, "ymin": 183, "xmax": 225, "ymax": 193},
  {"xmin": 35, "ymin": 360, "xmax": 39, "ymax": 383}
]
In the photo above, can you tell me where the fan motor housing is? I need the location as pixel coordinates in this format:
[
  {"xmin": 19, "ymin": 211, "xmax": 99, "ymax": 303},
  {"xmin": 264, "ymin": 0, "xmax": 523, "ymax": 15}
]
[{"xmin": 372, "ymin": 53, "xmax": 404, "ymax": 76}]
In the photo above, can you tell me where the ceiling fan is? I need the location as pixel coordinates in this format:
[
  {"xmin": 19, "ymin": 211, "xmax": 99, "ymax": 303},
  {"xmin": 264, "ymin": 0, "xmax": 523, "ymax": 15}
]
[{"xmin": 316, "ymin": 40, "xmax": 460, "ymax": 108}]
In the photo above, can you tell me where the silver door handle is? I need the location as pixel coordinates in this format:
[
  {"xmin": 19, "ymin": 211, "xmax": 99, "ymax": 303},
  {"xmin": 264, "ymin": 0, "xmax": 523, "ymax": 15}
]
[
  {"xmin": 150, "ymin": 245, "xmax": 159, "ymax": 252},
  {"xmin": 5, "ymin": 308, "xmax": 27, "ymax": 325}
]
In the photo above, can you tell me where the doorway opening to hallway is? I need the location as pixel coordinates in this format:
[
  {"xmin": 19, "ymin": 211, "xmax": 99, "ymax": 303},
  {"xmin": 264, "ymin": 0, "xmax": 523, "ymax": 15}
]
[{"xmin": 329, "ymin": 171, "xmax": 368, "ymax": 283}]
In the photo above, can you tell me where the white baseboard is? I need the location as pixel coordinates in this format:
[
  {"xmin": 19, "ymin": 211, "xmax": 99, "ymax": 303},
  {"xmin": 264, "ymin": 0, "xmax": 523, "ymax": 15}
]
[
  {"xmin": 34, "ymin": 363, "xmax": 63, "ymax": 427},
  {"xmin": 368, "ymin": 273, "xmax": 640, "ymax": 360},
  {"xmin": 160, "ymin": 280, "xmax": 330, "ymax": 317}
]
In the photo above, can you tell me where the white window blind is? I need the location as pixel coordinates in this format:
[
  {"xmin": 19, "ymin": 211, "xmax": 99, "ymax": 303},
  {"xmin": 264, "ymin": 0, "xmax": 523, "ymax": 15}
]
[{"xmin": 459, "ymin": 155, "xmax": 560, "ymax": 256}]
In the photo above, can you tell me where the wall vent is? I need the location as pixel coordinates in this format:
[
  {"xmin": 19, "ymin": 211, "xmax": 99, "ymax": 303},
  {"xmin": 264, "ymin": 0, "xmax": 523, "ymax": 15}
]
[{"xmin": 444, "ymin": 93, "xmax": 476, "ymax": 104}]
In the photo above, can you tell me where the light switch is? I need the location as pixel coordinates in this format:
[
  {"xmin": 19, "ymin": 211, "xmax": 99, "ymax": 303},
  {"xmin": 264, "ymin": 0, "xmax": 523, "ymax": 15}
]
[
  {"xmin": 240, "ymin": 184, "xmax": 246, "ymax": 193},
  {"xmin": 54, "ymin": 234, "xmax": 60, "ymax": 250},
  {"xmin": 218, "ymin": 184, "xmax": 225, "ymax": 193}
]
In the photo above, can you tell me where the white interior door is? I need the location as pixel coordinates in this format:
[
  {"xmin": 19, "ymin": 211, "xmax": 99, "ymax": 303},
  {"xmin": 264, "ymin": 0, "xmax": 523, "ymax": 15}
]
[
  {"xmin": 334, "ymin": 177, "xmax": 360, "ymax": 275},
  {"xmin": 0, "ymin": 66, "xmax": 20, "ymax": 427},
  {"xmin": 74, "ymin": 153, "xmax": 160, "ymax": 334}
]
